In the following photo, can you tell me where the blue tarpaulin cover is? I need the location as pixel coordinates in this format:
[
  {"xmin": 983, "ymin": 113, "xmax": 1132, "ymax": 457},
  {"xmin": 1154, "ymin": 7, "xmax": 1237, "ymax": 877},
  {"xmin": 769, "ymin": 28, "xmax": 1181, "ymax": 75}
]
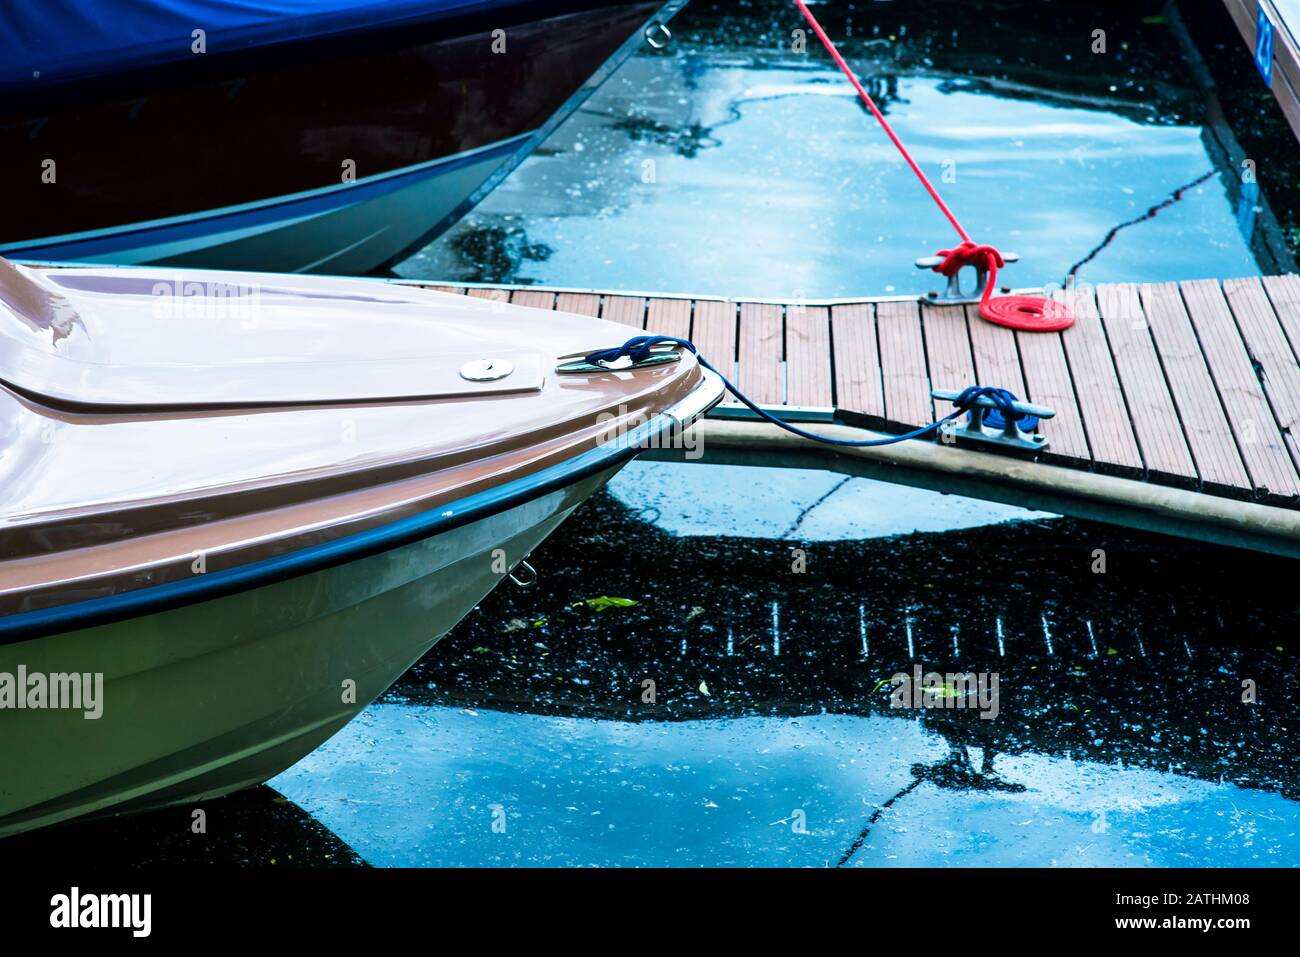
[{"xmin": 0, "ymin": 0, "xmax": 502, "ymax": 91}]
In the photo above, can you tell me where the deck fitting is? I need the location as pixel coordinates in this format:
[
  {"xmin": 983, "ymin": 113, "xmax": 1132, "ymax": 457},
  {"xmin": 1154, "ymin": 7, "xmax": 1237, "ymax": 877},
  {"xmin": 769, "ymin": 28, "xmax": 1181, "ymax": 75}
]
[
  {"xmin": 933, "ymin": 388, "xmax": 1054, "ymax": 452},
  {"xmin": 915, "ymin": 250, "xmax": 1019, "ymax": 302}
]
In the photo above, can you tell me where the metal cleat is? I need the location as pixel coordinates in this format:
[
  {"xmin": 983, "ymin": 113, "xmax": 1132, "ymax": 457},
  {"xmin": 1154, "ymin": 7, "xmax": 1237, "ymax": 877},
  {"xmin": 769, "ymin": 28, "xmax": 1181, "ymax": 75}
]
[
  {"xmin": 555, "ymin": 348, "xmax": 681, "ymax": 374},
  {"xmin": 917, "ymin": 251, "xmax": 1019, "ymax": 302},
  {"xmin": 932, "ymin": 388, "xmax": 1054, "ymax": 451}
]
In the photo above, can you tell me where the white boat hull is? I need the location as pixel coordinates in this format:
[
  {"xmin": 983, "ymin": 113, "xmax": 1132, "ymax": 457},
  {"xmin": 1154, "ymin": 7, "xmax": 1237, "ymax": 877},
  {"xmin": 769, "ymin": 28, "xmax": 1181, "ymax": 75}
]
[{"xmin": 0, "ymin": 468, "xmax": 615, "ymax": 838}]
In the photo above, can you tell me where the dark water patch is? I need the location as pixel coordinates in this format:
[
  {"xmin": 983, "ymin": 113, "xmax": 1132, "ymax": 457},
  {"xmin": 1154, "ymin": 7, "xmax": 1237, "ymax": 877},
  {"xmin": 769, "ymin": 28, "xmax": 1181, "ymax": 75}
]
[
  {"xmin": 445, "ymin": 224, "xmax": 553, "ymax": 285},
  {"xmin": 393, "ymin": 489, "xmax": 1300, "ymax": 804},
  {"xmin": 0, "ymin": 786, "xmax": 367, "ymax": 867}
]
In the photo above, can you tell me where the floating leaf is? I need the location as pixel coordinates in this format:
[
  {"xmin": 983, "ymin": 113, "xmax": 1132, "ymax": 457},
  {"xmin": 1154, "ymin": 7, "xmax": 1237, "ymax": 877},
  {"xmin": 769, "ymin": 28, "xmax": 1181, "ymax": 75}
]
[
  {"xmin": 532, "ymin": 617, "xmax": 547, "ymax": 629},
  {"xmin": 1106, "ymin": 647, "xmax": 1119, "ymax": 656},
  {"xmin": 574, "ymin": 596, "xmax": 639, "ymax": 612},
  {"xmin": 699, "ymin": 680, "xmax": 711, "ymax": 696},
  {"xmin": 686, "ymin": 606, "xmax": 705, "ymax": 623},
  {"xmin": 503, "ymin": 618, "xmax": 529, "ymax": 633}
]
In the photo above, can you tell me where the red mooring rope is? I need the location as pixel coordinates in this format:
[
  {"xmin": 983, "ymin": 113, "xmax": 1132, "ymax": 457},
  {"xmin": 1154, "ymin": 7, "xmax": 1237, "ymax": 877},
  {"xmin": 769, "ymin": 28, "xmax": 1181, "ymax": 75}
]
[{"xmin": 793, "ymin": 0, "xmax": 1074, "ymax": 332}]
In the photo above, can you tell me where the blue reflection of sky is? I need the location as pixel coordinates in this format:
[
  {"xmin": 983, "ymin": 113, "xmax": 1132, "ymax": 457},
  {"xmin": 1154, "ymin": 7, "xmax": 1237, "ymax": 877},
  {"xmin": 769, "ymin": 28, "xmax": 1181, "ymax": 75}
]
[
  {"xmin": 404, "ymin": 61, "xmax": 1266, "ymax": 297},
  {"xmin": 270, "ymin": 705, "xmax": 1300, "ymax": 867},
  {"xmin": 606, "ymin": 461, "xmax": 1053, "ymax": 540}
]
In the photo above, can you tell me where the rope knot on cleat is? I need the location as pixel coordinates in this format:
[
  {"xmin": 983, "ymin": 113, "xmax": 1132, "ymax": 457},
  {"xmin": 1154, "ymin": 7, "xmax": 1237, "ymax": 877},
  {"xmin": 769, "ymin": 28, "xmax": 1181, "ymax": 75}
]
[
  {"xmin": 934, "ymin": 241, "xmax": 1004, "ymax": 278},
  {"xmin": 930, "ymin": 242, "xmax": 1075, "ymax": 332}
]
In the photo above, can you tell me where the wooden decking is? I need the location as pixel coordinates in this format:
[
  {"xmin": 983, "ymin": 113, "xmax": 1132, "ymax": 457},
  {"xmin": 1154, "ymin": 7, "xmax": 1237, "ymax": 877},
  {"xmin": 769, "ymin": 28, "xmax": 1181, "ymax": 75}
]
[{"xmin": 405, "ymin": 277, "xmax": 1300, "ymax": 510}]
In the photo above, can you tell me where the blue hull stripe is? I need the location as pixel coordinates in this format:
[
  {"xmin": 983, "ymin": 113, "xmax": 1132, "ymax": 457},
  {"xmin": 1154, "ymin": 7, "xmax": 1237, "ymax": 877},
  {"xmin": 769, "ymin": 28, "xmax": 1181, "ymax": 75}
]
[
  {"xmin": 0, "ymin": 135, "xmax": 525, "ymax": 261},
  {"xmin": 0, "ymin": 420, "xmax": 666, "ymax": 645}
]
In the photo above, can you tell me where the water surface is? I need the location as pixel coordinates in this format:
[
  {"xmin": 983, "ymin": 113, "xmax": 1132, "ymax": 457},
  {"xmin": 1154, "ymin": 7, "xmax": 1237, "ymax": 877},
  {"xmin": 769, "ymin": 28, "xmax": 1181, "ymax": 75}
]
[
  {"xmin": 397, "ymin": 0, "xmax": 1295, "ymax": 294},
  {"xmin": 267, "ymin": 472, "xmax": 1299, "ymax": 867}
]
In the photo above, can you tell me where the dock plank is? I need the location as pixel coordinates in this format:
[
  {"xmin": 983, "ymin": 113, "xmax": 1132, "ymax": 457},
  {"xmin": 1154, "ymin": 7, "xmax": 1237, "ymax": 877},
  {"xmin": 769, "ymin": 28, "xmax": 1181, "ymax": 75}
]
[
  {"xmin": 554, "ymin": 292, "xmax": 600, "ymax": 316},
  {"xmin": 1095, "ymin": 283, "xmax": 1198, "ymax": 484},
  {"xmin": 919, "ymin": 303, "xmax": 975, "ymax": 436},
  {"xmin": 876, "ymin": 300, "xmax": 932, "ymax": 428},
  {"xmin": 467, "ymin": 287, "xmax": 509, "ymax": 303},
  {"xmin": 1139, "ymin": 282, "xmax": 1251, "ymax": 494},
  {"xmin": 601, "ymin": 295, "xmax": 647, "ymax": 328},
  {"xmin": 1014, "ymin": 325, "xmax": 1090, "ymax": 462},
  {"xmin": 920, "ymin": 302, "xmax": 975, "ymax": 395},
  {"xmin": 509, "ymin": 289, "xmax": 555, "ymax": 310},
  {"xmin": 830, "ymin": 303, "xmax": 884, "ymax": 421},
  {"xmin": 785, "ymin": 305, "xmax": 833, "ymax": 408},
  {"xmin": 645, "ymin": 297, "xmax": 692, "ymax": 340},
  {"xmin": 1261, "ymin": 274, "xmax": 1300, "ymax": 359},
  {"xmin": 965, "ymin": 304, "xmax": 1027, "ymax": 400},
  {"xmin": 1057, "ymin": 286, "xmax": 1144, "ymax": 475},
  {"xmin": 1225, "ymin": 276, "xmax": 1300, "ymax": 474},
  {"xmin": 737, "ymin": 302, "xmax": 784, "ymax": 407},
  {"xmin": 692, "ymin": 299, "xmax": 739, "ymax": 405},
  {"xmin": 1184, "ymin": 278, "xmax": 1300, "ymax": 499}
]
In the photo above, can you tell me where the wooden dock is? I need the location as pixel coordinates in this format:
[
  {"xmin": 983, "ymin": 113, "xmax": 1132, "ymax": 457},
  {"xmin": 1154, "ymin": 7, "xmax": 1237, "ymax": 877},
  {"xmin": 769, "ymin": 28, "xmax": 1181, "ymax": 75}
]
[{"xmin": 403, "ymin": 276, "xmax": 1300, "ymax": 556}]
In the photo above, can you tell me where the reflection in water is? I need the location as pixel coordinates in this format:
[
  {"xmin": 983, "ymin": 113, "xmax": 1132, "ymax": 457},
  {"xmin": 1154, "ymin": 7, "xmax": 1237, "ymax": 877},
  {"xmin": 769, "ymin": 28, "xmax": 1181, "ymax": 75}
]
[
  {"xmin": 269, "ymin": 708, "xmax": 1299, "ymax": 867},
  {"xmin": 604, "ymin": 113, "xmax": 720, "ymax": 158},
  {"xmin": 1064, "ymin": 169, "xmax": 1218, "ymax": 281},
  {"xmin": 390, "ymin": 485, "xmax": 1298, "ymax": 793},
  {"xmin": 445, "ymin": 225, "xmax": 553, "ymax": 285},
  {"xmin": 605, "ymin": 460, "xmax": 1053, "ymax": 539},
  {"xmin": 267, "ymin": 476, "xmax": 1297, "ymax": 867},
  {"xmin": 398, "ymin": 0, "xmax": 1295, "ymax": 293}
]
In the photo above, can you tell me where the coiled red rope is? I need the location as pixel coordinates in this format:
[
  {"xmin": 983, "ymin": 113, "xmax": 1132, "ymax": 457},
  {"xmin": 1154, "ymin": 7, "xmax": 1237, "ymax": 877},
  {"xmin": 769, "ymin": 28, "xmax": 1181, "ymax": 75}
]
[{"xmin": 793, "ymin": 0, "xmax": 1074, "ymax": 332}]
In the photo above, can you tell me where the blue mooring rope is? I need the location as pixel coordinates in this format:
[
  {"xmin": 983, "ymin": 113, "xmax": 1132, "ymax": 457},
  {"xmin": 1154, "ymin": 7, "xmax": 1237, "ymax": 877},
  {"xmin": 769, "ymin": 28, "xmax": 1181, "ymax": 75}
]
[{"xmin": 585, "ymin": 335, "xmax": 1034, "ymax": 447}]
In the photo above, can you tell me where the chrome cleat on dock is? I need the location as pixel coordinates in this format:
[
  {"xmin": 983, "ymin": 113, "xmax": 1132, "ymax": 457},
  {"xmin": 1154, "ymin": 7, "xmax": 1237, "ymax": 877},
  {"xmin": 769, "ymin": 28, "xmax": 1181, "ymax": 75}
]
[
  {"xmin": 917, "ymin": 251, "xmax": 1020, "ymax": 302},
  {"xmin": 932, "ymin": 388, "xmax": 1054, "ymax": 452}
]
